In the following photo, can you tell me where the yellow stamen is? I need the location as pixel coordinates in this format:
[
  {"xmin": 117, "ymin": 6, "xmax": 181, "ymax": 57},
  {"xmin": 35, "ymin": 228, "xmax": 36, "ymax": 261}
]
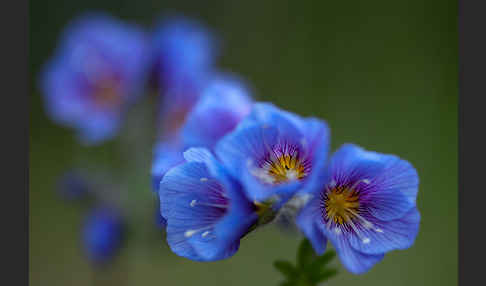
[
  {"xmin": 267, "ymin": 154, "xmax": 307, "ymax": 183},
  {"xmin": 324, "ymin": 186, "xmax": 360, "ymax": 225}
]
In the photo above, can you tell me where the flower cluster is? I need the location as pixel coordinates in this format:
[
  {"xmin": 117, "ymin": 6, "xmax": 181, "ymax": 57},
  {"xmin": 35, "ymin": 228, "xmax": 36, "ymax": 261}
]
[
  {"xmin": 158, "ymin": 101, "xmax": 420, "ymax": 274},
  {"xmin": 149, "ymin": 19, "xmax": 421, "ymax": 274},
  {"xmin": 41, "ymin": 13, "xmax": 420, "ymax": 275}
]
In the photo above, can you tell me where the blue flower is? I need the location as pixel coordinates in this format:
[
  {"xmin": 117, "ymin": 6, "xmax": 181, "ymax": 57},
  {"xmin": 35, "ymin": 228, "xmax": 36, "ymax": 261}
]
[
  {"xmin": 82, "ymin": 207, "xmax": 125, "ymax": 264},
  {"xmin": 151, "ymin": 16, "xmax": 219, "ymax": 139},
  {"xmin": 154, "ymin": 195, "xmax": 167, "ymax": 229},
  {"xmin": 296, "ymin": 144, "xmax": 420, "ymax": 274},
  {"xmin": 40, "ymin": 13, "xmax": 150, "ymax": 145},
  {"xmin": 150, "ymin": 75, "xmax": 253, "ymax": 193},
  {"xmin": 214, "ymin": 103, "xmax": 330, "ymax": 205},
  {"xmin": 151, "ymin": 15, "xmax": 218, "ymax": 89},
  {"xmin": 56, "ymin": 170, "xmax": 90, "ymax": 201},
  {"xmin": 159, "ymin": 148, "xmax": 258, "ymax": 261},
  {"xmin": 181, "ymin": 74, "xmax": 253, "ymax": 149},
  {"xmin": 151, "ymin": 141, "xmax": 185, "ymax": 192}
]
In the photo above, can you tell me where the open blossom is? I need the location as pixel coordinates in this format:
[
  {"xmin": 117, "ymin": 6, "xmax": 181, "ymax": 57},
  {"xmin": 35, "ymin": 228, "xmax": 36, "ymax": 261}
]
[
  {"xmin": 159, "ymin": 148, "xmax": 257, "ymax": 261},
  {"xmin": 82, "ymin": 207, "xmax": 125, "ymax": 264},
  {"xmin": 40, "ymin": 13, "xmax": 150, "ymax": 144},
  {"xmin": 151, "ymin": 75, "xmax": 253, "ymax": 193},
  {"xmin": 214, "ymin": 103, "xmax": 330, "ymax": 205},
  {"xmin": 296, "ymin": 144, "xmax": 420, "ymax": 274}
]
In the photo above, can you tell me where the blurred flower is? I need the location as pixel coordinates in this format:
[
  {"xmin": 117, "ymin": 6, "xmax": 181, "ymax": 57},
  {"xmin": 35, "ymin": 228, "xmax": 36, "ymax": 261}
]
[
  {"xmin": 151, "ymin": 16, "xmax": 219, "ymax": 139},
  {"xmin": 56, "ymin": 170, "xmax": 91, "ymax": 201},
  {"xmin": 159, "ymin": 148, "xmax": 257, "ymax": 261},
  {"xmin": 40, "ymin": 13, "xmax": 151, "ymax": 145},
  {"xmin": 181, "ymin": 75, "xmax": 253, "ymax": 148},
  {"xmin": 82, "ymin": 207, "xmax": 125, "ymax": 264},
  {"xmin": 150, "ymin": 75, "xmax": 253, "ymax": 193},
  {"xmin": 214, "ymin": 102, "xmax": 330, "ymax": 205},
  {"xmin": 151, "ymin": 15, "xmax": 218, "ymax": 90},
  {"xmin": 151, "ymin": 141, "xmax": 185, "ymax": 192},
  {"xmin": 296, "ymin": 144, "xmax": 420, "ymax": 274}
]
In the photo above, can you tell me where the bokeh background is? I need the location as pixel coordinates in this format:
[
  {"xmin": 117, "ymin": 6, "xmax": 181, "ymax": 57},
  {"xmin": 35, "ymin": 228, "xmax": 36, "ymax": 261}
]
[{"xmin": 29, "ymin": 0, "xmax": 457, "ymax": 285}]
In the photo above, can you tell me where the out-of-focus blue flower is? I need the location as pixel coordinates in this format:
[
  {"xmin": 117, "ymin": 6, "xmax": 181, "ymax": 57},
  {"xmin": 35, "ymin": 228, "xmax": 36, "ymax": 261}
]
[
  {"xmin": 151, "ymin": 16, "xmax": 218, "ymax": 90},
  {"xmin": 82, "ymin": 207, "xmax": 125, "ymax": 264},
  {"xmin": 214, "ymin": 102, "xmax": 330, "ymax": 205},
  {"xmin": 150, "ymin": 75, "xmax": 253, "ymax": 193},
  {"xmin": 40, "ymin": 13, "xmax": 151, "ymax": 145},
  {"xmin": 151, "ymin": 141, "xmax": 185, "ymax": 192},
  {"xmin": 151, "ymin": 16, "xmax": 219, "ymax": 139},
  {"xmin": 181, "ymin": 75, "xmax": 253, "ymax": 149},
  {"xmin": 56, "ymin": 170, "xmax": 90, "ymax": 201},
  {"xmin": 159, "ymin": 148, "xmax": 257, "ymax": 261},
  {"xmin": 296, "ymin": 144, "xmax": 420, "ymax": 274}
]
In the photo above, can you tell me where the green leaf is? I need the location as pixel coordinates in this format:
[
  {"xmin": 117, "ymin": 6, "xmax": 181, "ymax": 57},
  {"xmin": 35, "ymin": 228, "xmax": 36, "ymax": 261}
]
[
  {"xmin": 310, "ymin": 268, "xmax": 338, "ymax": 283},
  {"xmin": 274, "ymin": 260, "xmax": 298, "ymax": 279},
  {"xmin": 309, "ymin": 250, "xmax": 336, "ymax": 271},
  {"xmin": 274, "ymin": 239, "xmax": 338, "ymax": 286},
  {"xmin": 297, "ymin": 239, "xmax": 315, "ymax": 269}
]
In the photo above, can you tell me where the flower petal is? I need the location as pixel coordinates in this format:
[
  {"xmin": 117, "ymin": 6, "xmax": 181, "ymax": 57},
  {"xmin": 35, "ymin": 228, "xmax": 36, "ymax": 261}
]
[
  {"xmin": 296, "ymin": 118, "xmax": 331, "ymax": 194},
  {"xmin": 152, "ymin": 16, "xmax": 218, "ymax": 87},
  {"xmin": 215, "ymin": 122, "xmax": 281, "ymax": 200},
  {"xmin": 330, "ymin": 234, "xmax": 384, "ymax": 274},
  {"xmin": 160, "ymin": 155, "xmax": 256, "ymax": 261},
  {"xmin": 160, "ymin": 162, "xmax": 225, "ymax": 261},
  {"xmin": 151, "ymin": 142, "xmax": 184, "ymax": 192},
  {"xmin": 244, "ymin": 103, "xmax": 305, "ymax": 148},
  {"xmin": 296, "ymin": 197, "xmax": 328, "ymax": 255},
  {"xmin": 320, "ymin": 223, "xmax": 384, "ymax": 274},
  {"xmin": 348, "ymin": 207, "xmax": 421, "ymax": 255},
  {"xmin": 182, "ymin": 75, "xmax": 253, "ymax": 149},
  {"xmin": 329, "ymin": 144, "xmax": 418, "ymax": 221}
]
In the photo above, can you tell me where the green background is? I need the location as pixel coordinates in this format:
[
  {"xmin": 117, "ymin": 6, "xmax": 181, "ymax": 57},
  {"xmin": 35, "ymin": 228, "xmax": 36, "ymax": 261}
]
[{"xmin": 30, "ymin": 0, "xmax": 457, "ymax": 285}]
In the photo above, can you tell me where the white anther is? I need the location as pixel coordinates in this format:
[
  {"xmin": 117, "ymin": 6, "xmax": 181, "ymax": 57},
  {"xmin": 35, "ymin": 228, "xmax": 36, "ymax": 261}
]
[
  {"xmin": 286, "ymin": 169, "xmax": 299, "ymax": 181},
  {"xmin": 329, "ymin": 180, "xmax": 337, "ymax": 187},
  {"xmin": 184, "ymin": 230, "xmax": 197, "ymax": 238},
  {"xmin": 375, "ymin": 228, "xmax": 383, "ymax": 233},
  {"xmin": 200, "ymin": 177, "xmax": 208, "ymax": 182},
  {"xmin": 190, "ymin": 200, "xmax": 197, "ymax": 207},
  {"xmin": 363, "ymin": 221, "xmax": 373, "ymax": 229},
  {"xmin": 250, "ymin": 166, "xmax": 275, "ymax": 184},
  {"xmin": 202, "ymin": 231, "xmax": 210, "ymax": 237},
  {"xmin": 362, "ymin": 238, "xmax": 370, "ymax": 244}
]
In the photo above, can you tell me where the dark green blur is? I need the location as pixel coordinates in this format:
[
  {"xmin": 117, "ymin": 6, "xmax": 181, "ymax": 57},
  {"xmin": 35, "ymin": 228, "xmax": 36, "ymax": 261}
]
[{"xmin": 30, "ymin": 1, "xmax": 457, "ymax": 285}]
